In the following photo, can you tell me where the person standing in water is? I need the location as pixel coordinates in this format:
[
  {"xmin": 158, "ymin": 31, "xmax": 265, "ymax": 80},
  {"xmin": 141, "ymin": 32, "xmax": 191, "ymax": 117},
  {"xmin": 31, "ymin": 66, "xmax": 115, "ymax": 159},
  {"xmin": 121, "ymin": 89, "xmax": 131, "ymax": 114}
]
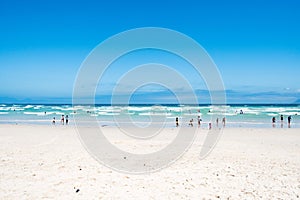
[
  {"xmin": 222, "ymin": 117, "xmax": 226, "ymax": 127},
  {"xmin": 288, "ymin": 115, "xmax": 292, "ymax": 128},
  {"xmin": 272, "ymin": 117, "xmax": 276, "ymax": 128},
  {"xmin": 61, "ymin": 115, "xmax": 65, "ymax": 125},
  {"xmin": 189, "ymin": 119, "xmax": 193, "ymax": 127},
  {"xmin": 52, "ymin": 117, "xmax": 55, "ymax": 125},
  {"xmin": 280, "ymin": 115, "xmax": 284, "ymax": 128},
  {"xmin": 175, "ymin": 117, "xmax": 179, "ymax": 127},
  {"xmin": 66, "ymin": 115, "xmax": 69, "ymax": 125},
  {"xmin": 197, "ymin": 115, "xmax": 201, "ymax": 127}
]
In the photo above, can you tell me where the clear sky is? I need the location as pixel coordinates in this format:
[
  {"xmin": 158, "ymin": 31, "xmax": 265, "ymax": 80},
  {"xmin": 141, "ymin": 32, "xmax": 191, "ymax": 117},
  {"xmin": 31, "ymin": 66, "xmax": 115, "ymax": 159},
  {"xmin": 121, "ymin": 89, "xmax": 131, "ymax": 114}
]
[{"xmin": 0, "ymin": 0, "xmax": 300, "ymax": 104}]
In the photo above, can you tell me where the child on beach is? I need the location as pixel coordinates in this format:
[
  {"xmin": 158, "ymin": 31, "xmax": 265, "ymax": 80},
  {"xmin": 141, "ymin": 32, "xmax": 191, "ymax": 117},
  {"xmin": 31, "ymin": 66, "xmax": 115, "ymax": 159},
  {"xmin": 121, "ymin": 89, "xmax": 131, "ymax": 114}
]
[{"xmin": 209, "ymin": 122, "xmax": 212, "ymax": 130}]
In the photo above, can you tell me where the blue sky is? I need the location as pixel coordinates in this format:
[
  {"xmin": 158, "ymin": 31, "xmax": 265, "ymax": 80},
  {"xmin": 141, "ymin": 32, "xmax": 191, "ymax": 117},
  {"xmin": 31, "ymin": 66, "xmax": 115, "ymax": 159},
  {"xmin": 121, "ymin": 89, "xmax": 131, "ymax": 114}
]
[{"xmin": 0, "ymin": 0, "xmax": 300, "ymax": 104}]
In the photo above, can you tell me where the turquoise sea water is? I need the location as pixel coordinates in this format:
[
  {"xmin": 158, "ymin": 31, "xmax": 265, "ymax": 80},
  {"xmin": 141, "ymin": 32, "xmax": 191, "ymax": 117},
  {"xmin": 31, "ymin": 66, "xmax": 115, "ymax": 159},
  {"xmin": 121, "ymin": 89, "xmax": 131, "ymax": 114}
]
[{"xmin": 0, "ymin": 104, "xmax": 299, "ymax": 128}]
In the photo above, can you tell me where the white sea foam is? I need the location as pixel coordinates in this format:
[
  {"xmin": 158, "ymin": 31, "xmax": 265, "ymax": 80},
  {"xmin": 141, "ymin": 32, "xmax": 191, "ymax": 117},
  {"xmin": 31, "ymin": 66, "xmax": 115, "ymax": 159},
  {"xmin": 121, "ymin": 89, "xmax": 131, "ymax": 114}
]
[
  {"xmin": 33, "ymin": 105, "xmax": 44, "ymax": 110},
  {"xmin": 139, "ymin": 113, "xmax": 171, "ymax": 116},
  {"xmin": 223, "ymin": 113, "xmax": 236, "ymax": 116},
  {"xmin": 237, "ymin": 108, "xmax": 260, "ymax": 115},
  {"xmin": 166, "ymin": 116, "xmax": 178, "ymax": 119},
  {"xmin": 9, "ymin": 107, "xmax": 24, "ymax": 111},
  {"xmin": 183, "ymin": 113, "xmax": 200, "ymax": 116},
  {"xmin": 54, "ymin": 112, "xmax": 65, "ymax": 115},
  {"xmin": 24, "ymin": 111, "xmax": 64, "ymax": 116},
  {"xmin": 96, "ymin": 112, "xmax": 120, "ymax": 116},
  {"xmin": 126, "ymin": 107, "xmax": 152, "ymax": 111},
  {"xmin": 265, "ymin": 107, "xmax": 287, "ymax": 112},
  {"xmin": 267, "ymin": 113, "xmax": 278, "ymax": 117},
  {"xmin": 278, "ymin": 112, "xmax": 298, "ymax": 116},
  {"xmin": 97, "ymin": 112, "xmax": 109, "ymax": 115},
  {"xmin": 59, "ymin": 107, "xmax": 74, "ymax": 111},
  {"xmin": 73, "ymin": 106, "xmax": 90, "ymax": 111},
  {"xmin": 0, "ymin": 112, "xmax": 8, "ymax": 114},
  {"xmin": 51, "ymin": 106, "xmax": 62, "ymax": 110},
  {"xmin": 102, "ymin": 113, "xmax": 120, "ymax": 116},
  {"xmin": 24, "ymin": 112, "xmax": 46, "ymax": 116},
  {"xmin": 24, "ymin": 105, "xmax": 34, "ymax": 109},
  {"xmin": 210, "ymin": 106, "xmax": 228, "ymax": 112},
  {"xmin": 0, "ymin": 107, "xmax": 10, "ymax": 111},
  {"xmin": 45, "ymin": 111, "xmax": 67, "ymax": 116},
  {"xmin": 245, "ymin": 112, "xmax": 260, "ymax": 115},
  {"xmin": 124, "ymin": 112, "xmax": 135, "ymax": 115},
  {"xmin": 209, "ymin": 112, "xmax": 237, "ymax": 116},
  {"xmin": 95, "ymin": 108, "xmax": 121, "ymax": 113}
]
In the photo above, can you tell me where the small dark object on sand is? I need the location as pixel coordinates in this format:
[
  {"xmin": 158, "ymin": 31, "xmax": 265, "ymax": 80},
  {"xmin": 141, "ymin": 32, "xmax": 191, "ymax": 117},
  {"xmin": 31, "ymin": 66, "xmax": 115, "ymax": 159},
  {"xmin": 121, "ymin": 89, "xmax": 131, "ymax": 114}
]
[
  {"xmin": 124, "ymin": 157, "xmax": 126, "ymax": 159},
  {"xmin": 76, "ymin": 189, "xmax": 80, "ymax": 193}
]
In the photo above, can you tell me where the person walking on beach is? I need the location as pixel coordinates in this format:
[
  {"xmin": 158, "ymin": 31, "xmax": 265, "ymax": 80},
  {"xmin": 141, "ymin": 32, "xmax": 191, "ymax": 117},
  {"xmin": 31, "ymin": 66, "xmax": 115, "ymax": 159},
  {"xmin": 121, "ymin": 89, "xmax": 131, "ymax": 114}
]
[
  {"xmin": 280, "ymin": 115, "xmax": 284, "ymax": 128},
  {"xmin": 61, "ymin": 115, "xmax": 65, "ymax": 125},
  {"xmin": 175, "ymin": 117, "xmax": 179, "ymax": 127},
  {"xmin": 66, "ymin": 115, "xmax": 69, "ymax": 125},
  {"xmin": 288, "ymin": 115, "xmax": 292, "ymax": 128},
  {"xmin": 216, "ymin": 118, "xmax": 219, "ymax": 127},
  {"xmin": 52, "ymin": 117, "xmax": 55, "ymax": 125}
]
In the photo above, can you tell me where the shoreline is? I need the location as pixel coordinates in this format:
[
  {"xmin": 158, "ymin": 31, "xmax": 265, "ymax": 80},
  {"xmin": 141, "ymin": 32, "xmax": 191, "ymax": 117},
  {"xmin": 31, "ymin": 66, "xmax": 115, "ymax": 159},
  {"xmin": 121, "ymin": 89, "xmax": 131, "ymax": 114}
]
[{"xmin": 0, "ymin": 122, "xmax": 299, "ymax": 129}]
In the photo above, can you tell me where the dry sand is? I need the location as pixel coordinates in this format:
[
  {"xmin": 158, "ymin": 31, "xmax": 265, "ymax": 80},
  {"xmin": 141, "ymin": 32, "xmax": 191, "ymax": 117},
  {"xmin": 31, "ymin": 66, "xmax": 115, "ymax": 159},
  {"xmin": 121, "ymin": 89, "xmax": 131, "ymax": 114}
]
[{"xmin": 0, "ymin": 124, "xmax": 299, "ymax": 199}]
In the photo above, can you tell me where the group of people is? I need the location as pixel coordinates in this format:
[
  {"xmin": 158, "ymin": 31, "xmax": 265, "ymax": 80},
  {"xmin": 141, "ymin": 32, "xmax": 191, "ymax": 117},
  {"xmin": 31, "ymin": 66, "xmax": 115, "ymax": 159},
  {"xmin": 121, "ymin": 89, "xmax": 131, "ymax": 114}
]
[
  {"xmin": 175, "ymin": 109, "xmax": 227, "ymax": 129},
  {"xmin": 52, "ymin": 115, "xmax": 69, "ymax": 125},
  {"xmin": 272, "ymin": 115, "xmax": 292, "ymax": 128},
  {"xmin": 176, "ymin": 116, "xmax": 226, "ymax": 129}
]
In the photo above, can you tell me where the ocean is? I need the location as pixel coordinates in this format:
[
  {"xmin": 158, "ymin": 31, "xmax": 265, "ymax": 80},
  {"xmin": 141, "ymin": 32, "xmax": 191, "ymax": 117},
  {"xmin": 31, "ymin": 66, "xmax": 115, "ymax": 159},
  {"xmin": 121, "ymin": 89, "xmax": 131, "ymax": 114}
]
[{"xmin": 0, "ymin": 104, "xmax": 299, "ymax": 128}]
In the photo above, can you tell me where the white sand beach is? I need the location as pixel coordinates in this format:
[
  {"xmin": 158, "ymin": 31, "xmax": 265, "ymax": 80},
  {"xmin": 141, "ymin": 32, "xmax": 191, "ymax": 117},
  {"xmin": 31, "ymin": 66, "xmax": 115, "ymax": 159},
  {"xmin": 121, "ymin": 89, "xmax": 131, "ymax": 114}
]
[{"xmin": 0, "ymin": 124, "xmax": 299, "ymax": 199}]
